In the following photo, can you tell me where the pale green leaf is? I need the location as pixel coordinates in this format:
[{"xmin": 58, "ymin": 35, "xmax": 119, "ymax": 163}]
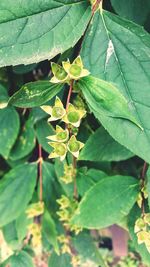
[
  {"xmin": 0, "ymin": 107, "xmax": 20, "ymax": 159},
  {"xmin": 2, "ymin": 251, "xmax": 34, "ymax": 267},
  {"xmin": 36, "ymin": 119, "xmax": 54, "ymax": 153},
  {"xmin": 72, "ymin": 175, "xmax": 139, "ymax": 229},
  {"xmin": 48, "ymin": 252, "xmax": 71, "ymax": 267}
]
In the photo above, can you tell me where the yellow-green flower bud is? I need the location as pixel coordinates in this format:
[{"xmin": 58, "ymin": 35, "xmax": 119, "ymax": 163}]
[
  {"xmin": 62, "ymin": 56, "xmax": 90, "ymax": 80},
  {"xmin": 67, "ymin": 135, "xmax": 84, "ymax": 158},
  {"xmin": 48, "ymin": 142, "xmax": 67, "ymax": 161},
  {"xmin": 134, "ymin": 217, "xmax": 146, "ymax": 233},
  {"xmin": 50, "ymin": 62, "xmax": 68, "ymax": 83},
  {"xmin": 26, "ymin": 201, "xmax": 44, "ymax": 219},
  {"xmin": 41, "ymin": 97, "xmax": 66, "ymax": 122},
  {"xmin": 57, "ymin": 195, "xmax": 70, "ymax": 210},
  {"xmin": 47, "ymin": 125, "xmax": 69, "ymax": 143},
  {"xmin": 62, "ymin": 103, "xmax": 86, "ymax": 127}
]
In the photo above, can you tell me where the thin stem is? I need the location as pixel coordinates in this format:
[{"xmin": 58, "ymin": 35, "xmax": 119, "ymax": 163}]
[
  {"xmin": 66, "ymin": 80, "xmax": 74, "ymax": 110},
  {"xmin": 73, "ymin": 157, "xmax": 78, "ymax": 200},
  {"xmin": 140, "ymin": 161, "xmax": 148, "ymax": 217},
  {"xmin": 92, "ymin": 0, "xmax": 102, "ymax": 15},
  {"xmin": 38, "ymin": 144, "xmax": 43, "ymax": 202}
]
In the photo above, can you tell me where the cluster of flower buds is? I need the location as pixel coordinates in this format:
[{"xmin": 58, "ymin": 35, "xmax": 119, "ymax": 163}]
[
  {"xmin": 26, "ymin": 201, "xmax": 44, "ymax": 218},
  {"xmin": 60, "ymin": 164, "xmax": 76, "ymax": 184},
  {"xmin": 25, "ymin": 202, "xmax": 44, "ymax": 249},
  {"xmin": 134, "ymin": 213, "xmax": 150, "ymax": 252},
  {"xmin": 56, "ymin": 195, "xmax": 82, "ymax": 235},
  {"xmin": 137, "ymin": 183, "xmax": 148, "ymax": 208},
  {"xmin": 57, "ymin": 234, "xmax": 81, "ymax": 266},
  {"xmin": 50, "ymin": 56, "xmax": 90, "ymax": 84},
  {"xmin": 41, "ymin": 97, "xmax": 85, "ymax": 161},
  {"xmin": 28, "ymin": 223, "xmax": 42, "ymax": 248}
]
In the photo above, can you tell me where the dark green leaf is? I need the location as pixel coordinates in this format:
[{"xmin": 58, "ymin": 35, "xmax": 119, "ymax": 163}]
[
  {"xmin": 9, "ymin": 118, "xmax": 36, "ymax": 161},
  {"xmin": 9, "ymin": 81, "xmax": 63, "ymax": 108},
  {"xmin": 0, "ymin": 107, "xmax": 20, "ymax": 159},
  {"xmin": 111, "ymin": 0, "xmax": 150, "ymax": 25},
  {"xmin": 72, "ymin": 175, "xmax": 139, "ymax": 229},
  {"xmin": 0, "ymin": 1, "xmax": 91, "ymax": 67},
  {"xmin": 79, "ymin": 127, "xmax": 134, "ymax": 162},
  {"xmin": 0, "ymin": 163, "xmax": 37, "ymax": 227},
  {"xmin": 36, "ymin": 120, "xmax": 54, "ymax": 154},
  {"xmin": 42, "ymin": 210, "xmax": 59, "ymax": 253},
  {"xmin": 81, "ymin": 10, "xmax": 150, "ymax": 163}
]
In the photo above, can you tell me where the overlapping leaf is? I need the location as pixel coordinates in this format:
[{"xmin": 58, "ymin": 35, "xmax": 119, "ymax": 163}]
[{"xmin": 81, "ymin": 10, "xmax": 150, "ymax": 163}]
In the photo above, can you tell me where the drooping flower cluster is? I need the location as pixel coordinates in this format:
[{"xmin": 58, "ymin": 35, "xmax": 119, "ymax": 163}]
[
  {"xmin": 41, "ymin": 97, "xmax": 85, "ymax": 161},
  {"xmin": 56, "ymin": 195, "xmax": 82, "ymax": 235},
  {"xmin": 134, "ymin": 213, "xmax": 150, "ymax": 252},
  {"xmin": 50, "ymin": 56, "xmax": 90, "ymax": 84}
]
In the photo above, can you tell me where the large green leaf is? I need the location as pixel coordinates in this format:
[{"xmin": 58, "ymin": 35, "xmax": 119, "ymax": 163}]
[
  {"xmin": 78, "ymin": 76, "xmax": 142, "ymax": 129},
  {"xmin": 0, "ymin": 1, "xmax": 91, "ymax": 67},
  {"xmin": 0, "ymin": 107, "xmax": 20, "ymax": 159},
  {"xmin": 2, "ymin": 251, "xmax": 34, "ymax": 267},
  {"xmin": 9, "ymin": 118, "xmax": 36, "ymax": 161},
  {"xmin": 79, "ymin": 127, "xmax": 133, "ymax": 162},
  {"xmin": 9, "ymin": 81, "xmax": 63, "ymax": 108},
  {"xmin": 81, "ymin": 10, "xmax": 150, "ymax": 163},
  {"xmin": 71, "ymin": 175, "xmax": 139, "ymax": 229},
  {"xmin": 0, "ymin": 163, "xmax": 37, "ymax": 227},
  {"xmin": 111, "ymin": 0, "xmax": 150, "ymax": 25}
]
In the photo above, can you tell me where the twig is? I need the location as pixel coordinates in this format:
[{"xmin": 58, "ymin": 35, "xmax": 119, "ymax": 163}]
[
  {"xmin": 38, "ymin": 144, "xmax": 43, "ymax": 202},
  {"xmin": 140, "ymin": 161, "xmax": 148, "ymax": 217},
  {"xmin": 66, "ymin": 80, "xmax": 74, "ymax": 110}
]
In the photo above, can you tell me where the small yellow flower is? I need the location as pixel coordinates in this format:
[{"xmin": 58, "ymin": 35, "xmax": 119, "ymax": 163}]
[
  {"xmin": 137, "ymin": 230, "xmax": 150, "ymax": 245},
  {"xmin": 61, "ymin": 244, "xmax": 71, "ymax": 254},
  {"xmin": 60, "ymin": 164, "xmax": 75, "ymax": 184},
  {"xmin": 57, "ymin": 195, "xmax": 70, "ymax": 210},
  {"xmin": 47, "ymin": 125, "xmax": 69, "ymax": 143},
  {"xmin": 50, "ymin": 62, "xmax": 68, "ymax": 84},
  {"xmin": 70, "ymin": 225, "xmax": 82, "ymax": 235},
  {"xmin": 48, "ymin": 142, "xmax": 67, "ymax": 161},
  {"xmin": 137, "ymin": 193, "xmax": 142, "ymax": 208},
  {"xmin": 134, "ymin": 217, "xmax": 146, "ymax": 233},
  {"xmin": 62, "ymin": 103, "xmax": 86, "ymax": 127},
  {"xmin": 26, "ymin": 202, "xmax": 44, "ymax": 219},
  {"xmin": 57, "ymin": 234, "xmax": 69, "ymax": 244},
  {"xmin": 57, "ymin": 209, "xmax": 70, "ymax": 222},
  {"xmin": 41, "ymin": 97, "xmax": 66, "ymax": 122},
  {"xmin": 144, "ymin": 213, "xmax": 150, "ymax": 226},
  {"xmin": 62, "ymin": 56, "xmax": 90, "ymax": 80},
  {"xmin": 67, "ymin": 135, "xmax": 84, "ymax": 158}
]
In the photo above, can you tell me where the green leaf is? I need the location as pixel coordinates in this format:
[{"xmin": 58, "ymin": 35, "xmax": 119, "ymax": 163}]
[
  {"xmin": 16, "ymin": 212, "xmax": 32, "ymax": 242},
  {"xmin": 42, "ymin": 210, "xmax": 59, "ymax": 254},
  {"xmin": 0, "ymin": 83, "xmax": 8, "ymax": 107},
  {"xmin": 48, "ymin": 252, "xmax": 71, "ymax": 267},
  {"xmin": 81, "ymin": 10, "xmax": 150, "ymax": 163},
  {"xmin": 2, "ymin": 251, "xmax": 34, "ymax": 267},
  {"xmin": 110, "ymin": 0, "xmax": 150, "ymax": 25},
  {"xmin": 147, "ymin": 167, "xmax": 150, "ymax": 209},
  {"xmin": 2, "ymin": 221, "xmax": 19, "ymax": 250},
  {"xmin": 73, "ymin": 232, "xmax": 108, "ymax": 267},
  {"xmin": 78, "ymin": 76, "xmax": 142, "ymax": 130},
  {"xmin": 9, "ymin": 118, "xmax": 36, "ymax": 161},
  {"xmin": 80, "ymin": 127, "xmax": 134, "ymax": 162},
  {"xmin": 9, "ymin": 81, "xmax": 63, "ymax": 108},
  {"xmin": 0, "ymin": 107, "xmax": 20, "ymax": 159},
  {"xmin": 128, "ymin": 205, "xmax": 150, "ymax": 265},
  {"xmin": 71, "ymin": 175, "xmax": 139, "ymax": 229},
  {"xmin": 0, "ymin": 163, "xmax": 37, "ymax": 227},
  {"xmin": 0, "ymin": 1, "xmax": 91, "ymax": 67},
  {"xmin": 36, "ymin": 119, "xmax": 54, "ymax": 154},
  {"xmin": 77, "ymin": 168, "xmax": 107, "ymax": 196}
]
